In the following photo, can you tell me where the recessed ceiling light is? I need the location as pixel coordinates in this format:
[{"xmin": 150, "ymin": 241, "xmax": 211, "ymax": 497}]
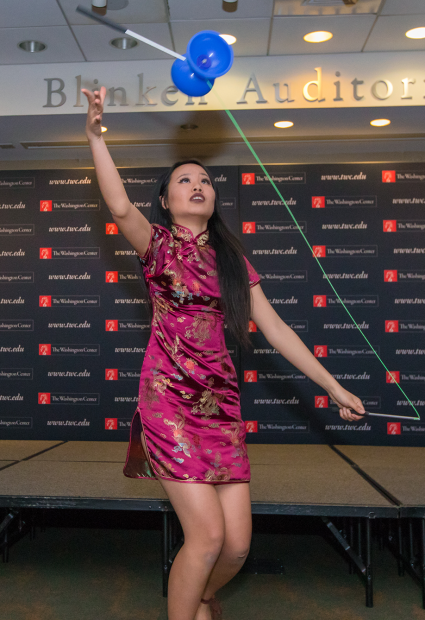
[
  {"xmin": 220, "ymin": 34, "xmax": 237, "ymax": 45},
  {"xmin": 223, "ymin": 0, "xmax": 238, "ymax": 13},
  {"xmin": 18, "ymin": 40, "xmax": 46, "ymax": 53},
  {"xmin": 110, "ymin": 37, "xmax": 138, "ymax": 49},
  {"xmin": 274, "ymin": 121, "xmax": 294, "ymax": 128},
  {"xmin": 101, "ymin": 126, "xmax": 108, "ymax": 133},
  {"xmin": 303, "ymin": 31, "xmax": 333, "ymax": 43},
  {"xmin": 370, "ymin": 119, "xmax": 391, "ymax": 127},
  {"xmin": 405, "ymin": 27, "xmax": 425, "ymax": 39},
  {"xmin": 180, "ymin": 124, "xmax": 198, "ymax": 131}
]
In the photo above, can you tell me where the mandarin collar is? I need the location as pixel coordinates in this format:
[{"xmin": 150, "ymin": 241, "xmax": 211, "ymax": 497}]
[{"xmin": 171, "ymin": 223, "xmax": 209, "ymax": 247}]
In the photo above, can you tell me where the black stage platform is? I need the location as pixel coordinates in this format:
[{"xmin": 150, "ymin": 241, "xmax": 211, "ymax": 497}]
[{"xmin": 0, "ymin": 441, "xmax": 422, "ymax": 608}]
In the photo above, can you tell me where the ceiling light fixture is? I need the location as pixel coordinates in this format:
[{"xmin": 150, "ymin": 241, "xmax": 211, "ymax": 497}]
[
  {"xmin": 303, "ymin": 31, "xmax": 333, "ymax": 43},
  {"xmin": 274, "ymin": 121, "xmax": 294, "ymax": 128},
  {"xmin": 370, "ymin": 119, "xmax": 391, "ymax": 127},
  {"xmin": 101, "ymin": 126, "xmax": 108, "ymax": 133},
  {"xmin": 110, "ymin": 37, "xmax": 138, "ymax": 49},
  {"xmin": 180, "ymin": 124, "xmax": 198, "ymax": 131},
  {"xmin": 92, "ymin": 0, "xmax": 107, "ymax": 16},
  {"xmin": 220, "ymin": 34, "xmax": 237, "ymax": 45},
  {"xmin": 223, "ymin": 0, "xmax": 238, "ymax": 13},
  {"xmin": 405, "ymin": 27, "xmax": 425, "ymax": 39},
  {"xmin": 18, "ymin": 40, "xmax": 46, "ymax": 52}
]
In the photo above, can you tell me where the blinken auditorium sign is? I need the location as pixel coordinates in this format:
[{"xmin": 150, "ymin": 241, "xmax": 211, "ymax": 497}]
[{"xmin": 0, "ymin": 52, "xmax": 423, "ymax": 116}]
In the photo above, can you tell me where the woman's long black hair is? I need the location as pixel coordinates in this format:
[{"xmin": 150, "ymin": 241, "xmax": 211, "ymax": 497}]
[{"xmin": 139, "ymin": 159, "xmax": 252, "ymax": 349}]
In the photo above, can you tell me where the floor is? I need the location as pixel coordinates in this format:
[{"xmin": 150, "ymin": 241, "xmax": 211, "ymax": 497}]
[{"xmin": 1, "ymin": 512, "xmax": 423, "ymax": 620}]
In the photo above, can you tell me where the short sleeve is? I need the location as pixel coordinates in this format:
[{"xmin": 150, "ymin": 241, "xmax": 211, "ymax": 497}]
[
  {"xmin": 138, "ymin": 224, "xmax": 173, "ymax": 279},
  {"xmin": 244, "ymin": 256, "xmax": 261, "ymax": 288}
]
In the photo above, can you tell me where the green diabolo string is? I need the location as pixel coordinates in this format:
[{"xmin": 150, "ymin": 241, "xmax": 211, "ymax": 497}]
[{"xmin": 208, "ymin": 82, "xmax": 420, "ymax": 420}]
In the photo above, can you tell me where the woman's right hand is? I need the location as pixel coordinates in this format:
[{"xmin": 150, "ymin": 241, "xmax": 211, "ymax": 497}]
[{"xmin": 81, "ymin": 86, "xmax": 106, "ymax": 141}]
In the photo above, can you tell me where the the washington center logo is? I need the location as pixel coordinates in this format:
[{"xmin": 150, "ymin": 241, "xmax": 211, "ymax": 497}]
[
  {"xmin": 312, "ymin": 196, "xmax": 325, "ymax": 209},
  {"xmin": 244, "ymin": 370, "xmax": 257, "ymax": 382},
  {"xmin": 38, "ymin": 392, "xmax": 51, "ymax": 404},
  {"xmin": 314, "ymin": 345, "xmax": 328, "ymax": 358},
  {"xmin": 105, "ymin": 320, "xmax": 118, "ymax": 331},
  {"xmin": 386, "ymin": 371, "xmax": 400, "ymax": 383},
  {"xmin": 384, "ymin": 270, "xmax": 398, "ymax": 282},
  {"xmin": 387, "ymin": 422, "xmax": 401, "ymax": 435},
  {"xmin": 105, "ymin": 369, "xmax": 118, "ymax": 380},
  {"xmin": 312, "ymin": 246, "xmax": 326, "ymax": 258},
  {"xmin": 106, "ymin": 223, "xmax": 118, "ymax": 234},
  {"xmin": 106, "ymin": 271, "xmax": 118, "ymax": 283},
  {"xmin": 242, "ymin": 222, "xmax": 256, "ymax": 234},
  {"xmin": 248, "ymin": 321, "xmax": 257, "ymax": 332},
  {"xmin": 39, "ymin": 344, "xmax": 51, "ymax": 355},
  {"xmin": 39, "ymin": 295, "xmax": 52, "ymax": 307},
  {"xmin": 383, "ymin": 220, "xmax": 397, "ymax": 232},
  {"xmin": 313, "ymin": 295, "xmax": 327, "ymax": 307},
  {"xmin": 40, "ymin": 247, "xmax": 52, "ymax": 259},
  {"xmin": 315, "ymin": 396, "xmax": 329, "ymax": 408},
  {"xmin": 382, "ymin": 170, "xmax": 396, "ymax": 183},
  {"xmin": 105, "ymin": 418, "xmax": 117, "ymax": 430},
  {"xmin": 242, "ymin": 173, "xmax": 255, "ymax": 185},
  {"xmin": 40, "ymin": 200, "xmax": 52, "ymax": 212},
  {"xmin": 385, "ymin": 321, "xmax": 399, "ymax": 333},
  {"xmin": 245, "ymin": 421, "xmax": 258, "ymax": 433}
]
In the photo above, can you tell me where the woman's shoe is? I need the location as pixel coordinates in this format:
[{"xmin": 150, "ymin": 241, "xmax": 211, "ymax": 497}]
[{"xmin": 200, "ymin": 595, "xmax": 222, "ymax": 619}]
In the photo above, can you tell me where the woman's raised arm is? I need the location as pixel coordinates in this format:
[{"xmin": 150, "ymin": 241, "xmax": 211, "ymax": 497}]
[
  {"xmin": 249, "ymin": 283, "xmax": 366, "ymax": 422},
  {"xmin": 82, "ymin": 86, "xmax": 152, "ymax": 257}
]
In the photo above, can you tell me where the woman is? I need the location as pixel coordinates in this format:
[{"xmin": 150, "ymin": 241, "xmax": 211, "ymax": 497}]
[{"xmin": 82, "ymin": 86, "xmax": 365, "ymax": 620}]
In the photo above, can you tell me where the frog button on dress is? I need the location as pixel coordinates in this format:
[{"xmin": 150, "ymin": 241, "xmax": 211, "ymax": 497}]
[{"xmin": 123, "ymin": 223, "xmax": 260, "ymax": 484}]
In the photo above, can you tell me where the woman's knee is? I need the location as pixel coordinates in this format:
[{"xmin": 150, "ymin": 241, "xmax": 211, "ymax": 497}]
[
  {"xmin": 223, "ymin": 537, "xmax": 251, "ymax": 562},
  {"xmin": 186, "ymin": 528, "xmax": 225, "ymax": 564}
]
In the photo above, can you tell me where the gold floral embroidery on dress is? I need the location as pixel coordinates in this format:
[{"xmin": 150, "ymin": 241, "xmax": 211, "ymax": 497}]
[
  {"xmin": 152, "ymin": 295, "xmax": 174, "ymax": 326},
  {"xmin": 152, "ymin": 447, "xmax": 177, "ymax": 476},
  {"xmin": 171, "ymin": 224, "xmax": 192, "ymax": 242},
  {"xmin": 142, "ymin": 358, "xmax": 172, "ymax": 409},
  {"xmin": 196, "ymin": 231, "xmax": 209, "ymax": 247},
  {"xmin": 191, "ymin": 377, "xmax": 225, "ymax": 420},
  {"xmin": 184, "ymin": 312, "xmax": 217, "ymax": 346},
  {"xmin": 221, "ymin": 420, "xmax": 247, "ymax": 459},
  {"xmin": 163, "ymin": 408, "xmax": 192, "ymax": 462},
  {"xmin": 205, "ymin": 451, "xmax": 231, "ymax": 482}
]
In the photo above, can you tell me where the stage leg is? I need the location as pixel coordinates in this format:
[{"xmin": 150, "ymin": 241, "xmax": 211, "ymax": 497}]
[
  {"xmin": 162, "ymin": 511, "xmax": 169, "ymax": 597},
  {"xmin": 421, "ymin": 519, "xmax": 425, "ymax": 610},
  {"xmin": 366, "ymin": 518, "xmax": 373, "ymax": 608}
]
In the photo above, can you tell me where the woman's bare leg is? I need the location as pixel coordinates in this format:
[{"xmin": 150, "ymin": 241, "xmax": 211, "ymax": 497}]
[
  {"xmin": 201, "ymin": 482, "xmax": 252, "ymax": 601},
  {"xmin": 158, "ymin": 478, "xmax": 226, "ymax": 620}
]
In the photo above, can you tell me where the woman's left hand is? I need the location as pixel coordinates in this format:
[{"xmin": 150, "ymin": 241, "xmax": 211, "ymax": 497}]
[{"xmin": 327, "ymin": 384, "xmax": 366, "ymax": 421}]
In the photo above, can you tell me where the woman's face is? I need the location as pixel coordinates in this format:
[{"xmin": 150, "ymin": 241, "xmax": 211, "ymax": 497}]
[{"xmin": 162, "ymin": 163, "xmax": 215, "ymax": 225}]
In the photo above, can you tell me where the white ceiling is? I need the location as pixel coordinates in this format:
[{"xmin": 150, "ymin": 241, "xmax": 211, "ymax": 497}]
[
  {"xmin": 0, "ymin": 0, "xmax": 425, "ymax": 165},
  {"xmin": 0, "ymin": 0, "xmax": 424, "ymax": 64}
]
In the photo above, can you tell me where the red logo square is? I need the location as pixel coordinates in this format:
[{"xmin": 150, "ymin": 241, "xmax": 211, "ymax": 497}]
[
  {"xmin": 248, "ymin": 320, "xmax": 257, "ymax": 332},
  {"xmin": 39, "ymin": 344, "xmax": 51, "ymax": 355},
  {"xmin": 40, "ymin": 200, "xmax": 52, "ymax": 212},
  {"xmin": 382, "ymin": 170, "xmax": 396, "ymax": 183},
  {"xmin": 106, "ymin": 223, "xmax": 118, "ymax": 235},
  {"xmin": 242, "ymin": 173, "xmax": 255, "ymax": 185},
  {"xmin": 313, "ymin": 245, "xmax": 326, "ymax": 258},
  {"xmin": 40, "ymin": 248, "xmax": 52, "ymax": 259},
  {"xmin": 383, "ymin": 220, "xmax": 397, "ymax": 232},
  {"xmin": 242, "ymin": 222, "xmax": 256, "ymax": 234},
  {"xmin": 312, "ymin": 196, "xmax": 325, "ymax": 209},
  {"xmin": 385, "ymin": 320, "xmax": 399, "ymax": 333},
  {"xmin": 105, "ymin": 320, "xmax": 118, "ymax": 331},
  {"xmin": 245, "ymin": 421, "xmax": 258, "ymax": 433},
  {"xmin": 244, "ymin": 370, "xmax": 257, "ymax": 383},
  {"xmin": 39, "ymin": 295, "xmax": 51, "ymax": 307},
  {"xmin": 386, "ymin": 371, "xmax": 400, "ymax": 384},
  {"xmin": 38, "ymin": 392, "xmax": 51, "ymax": 404},
  {"xmin": 105, "ymin": 418, "xmax": 118, "ymax": 430},
  {"xmin": 384, "ymin": 270, "xmax": 398, "ymax": 283},
  {"xmin": 387, "ymin": 422, "xmax": 401, "ymax": 435},
  {"xmin": 313, "ymin": 295, "xmax": 327, "ymax": 308},
  {"xmin": 314, "ymin": 345, "xmax": 328, "ymax": 358},
  {"xmin": 106, "ymin": 271, "xmax": 118, "ymax": 283},
  {"xmin": 105, "ymin": 368, "xmax": 118, "ymax": 380},
  {"xmin": 315, "ymin": 395, "xmax": 329, "ymax": 408}
]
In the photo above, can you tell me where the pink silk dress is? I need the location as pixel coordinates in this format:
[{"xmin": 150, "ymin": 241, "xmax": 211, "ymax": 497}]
[{"xmin": 123, "ymin": 223, "xmax": 260, "ymax": 484}]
